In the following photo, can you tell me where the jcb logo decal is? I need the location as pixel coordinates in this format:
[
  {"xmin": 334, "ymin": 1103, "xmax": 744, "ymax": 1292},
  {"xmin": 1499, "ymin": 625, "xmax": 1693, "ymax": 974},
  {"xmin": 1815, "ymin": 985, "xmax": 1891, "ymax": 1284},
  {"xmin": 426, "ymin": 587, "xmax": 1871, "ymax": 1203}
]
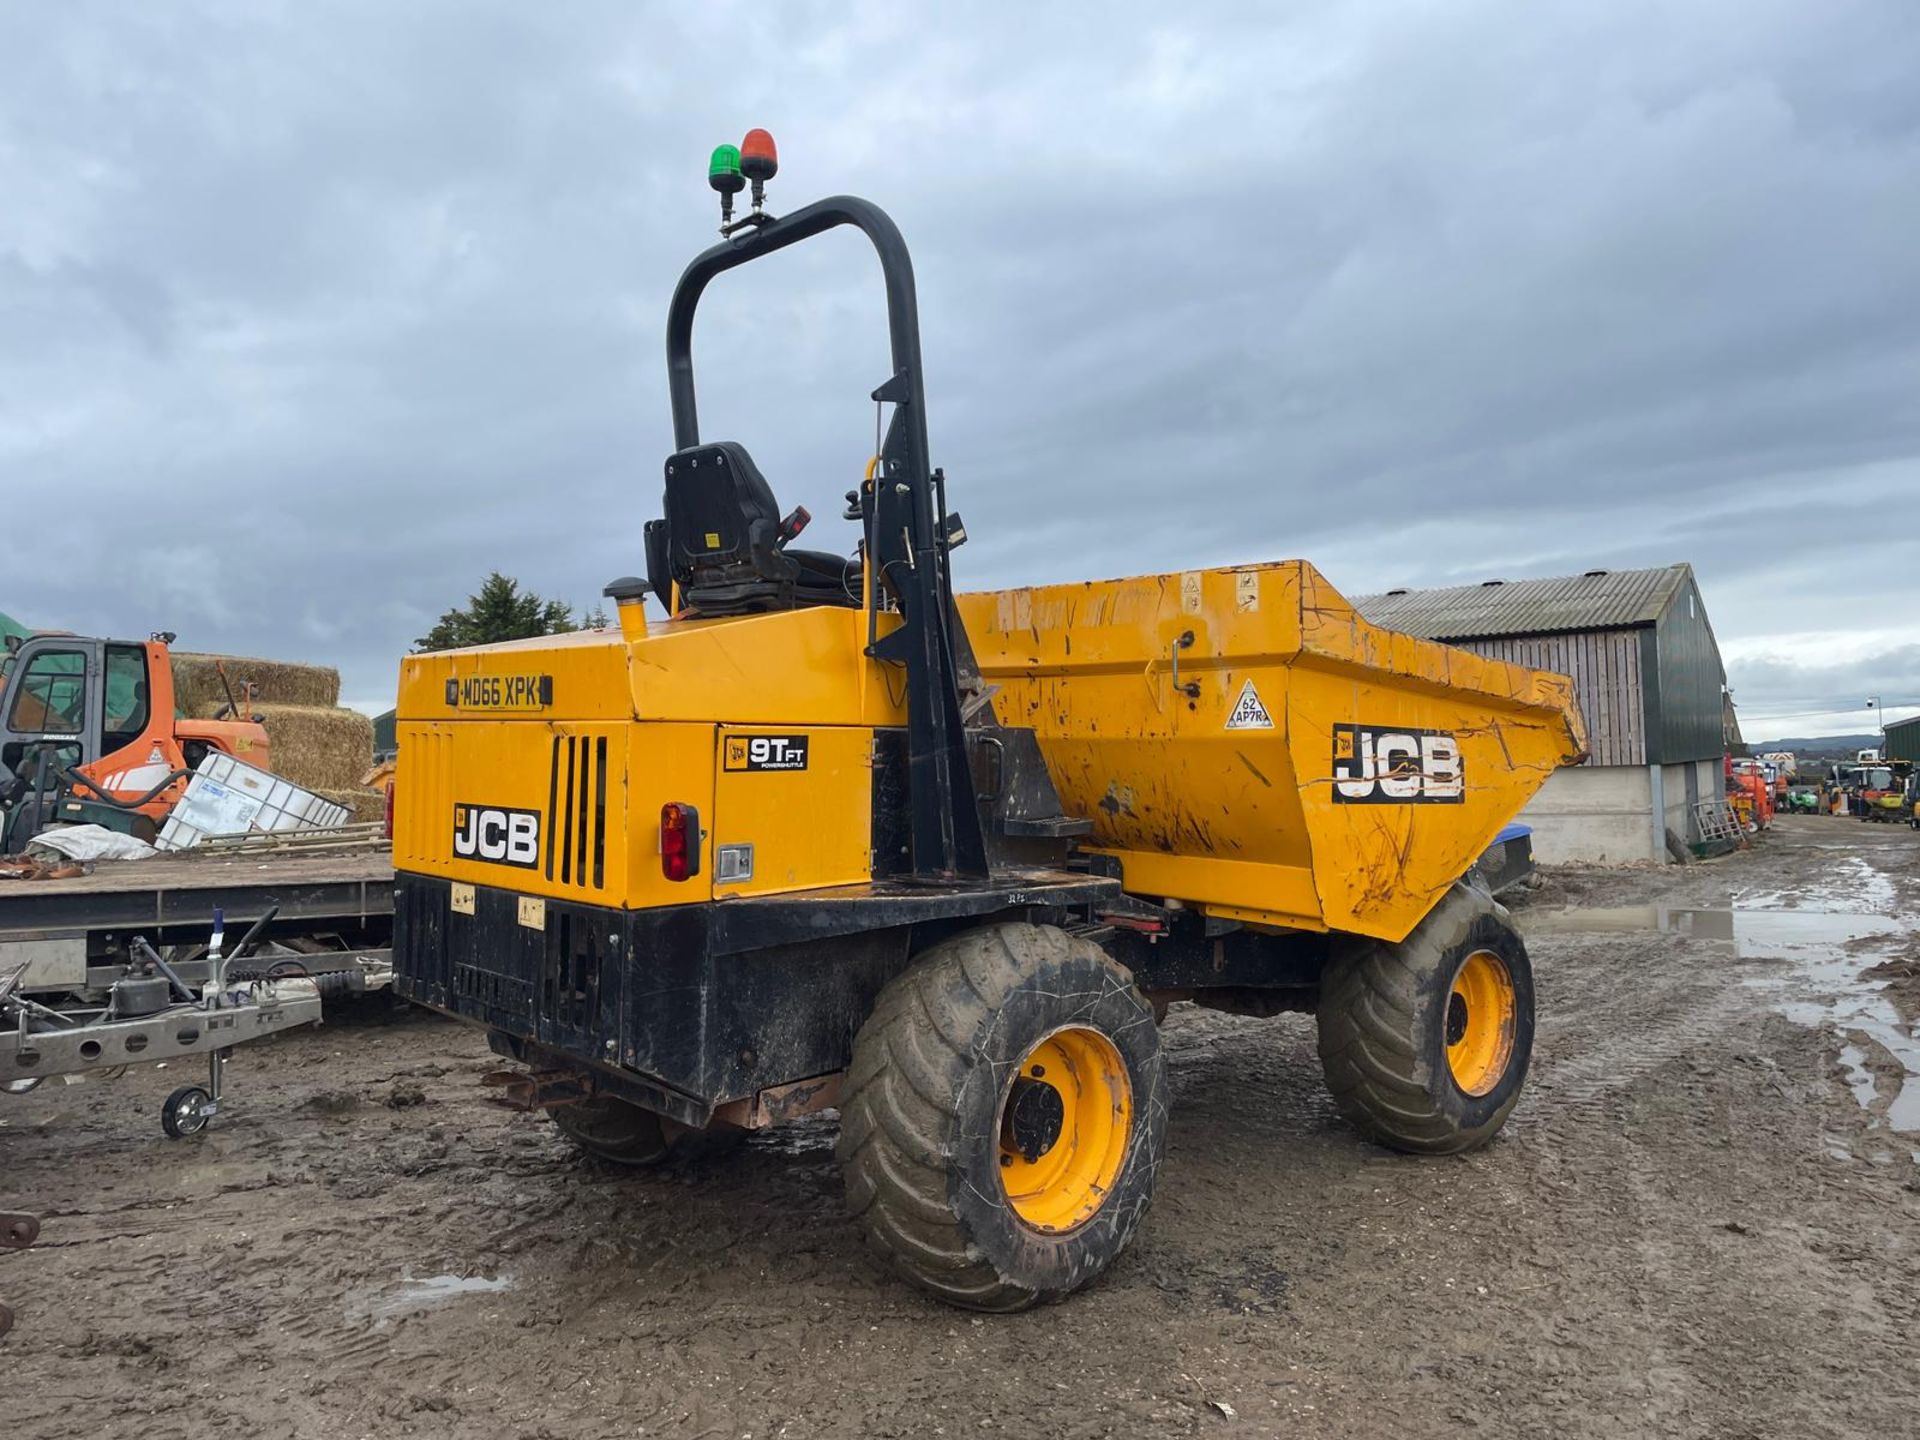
[
  {"xmin": 1332, "ymin": 725, "xmax": 1464, "ymax": 804},
  {"xmin": 724, "ymin": 735, "xmax": 810, "ymax": 772},
  {"xmin": 452, "ymin": 804, "xmax": 541, "ymax": 867}
]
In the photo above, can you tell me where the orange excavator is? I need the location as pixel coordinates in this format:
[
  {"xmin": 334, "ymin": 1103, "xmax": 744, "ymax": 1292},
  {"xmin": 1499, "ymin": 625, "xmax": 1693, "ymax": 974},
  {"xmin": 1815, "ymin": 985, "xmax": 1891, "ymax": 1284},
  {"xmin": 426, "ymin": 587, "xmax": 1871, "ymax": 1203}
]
[
  {"xmin": 1726, "ymin": 756, "xmax": 1775, "ymax": 833},
  {"xmin": 0, "ymin": 630, "xmax": 269, "ymax": 852}
]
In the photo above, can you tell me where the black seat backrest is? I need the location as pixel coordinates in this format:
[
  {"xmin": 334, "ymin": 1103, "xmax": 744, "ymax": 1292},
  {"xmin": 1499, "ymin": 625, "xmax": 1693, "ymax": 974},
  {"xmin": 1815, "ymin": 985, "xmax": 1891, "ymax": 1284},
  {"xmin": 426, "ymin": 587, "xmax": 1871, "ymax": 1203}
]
[
  {"xmin": 654, "ymin": 440, "xmax": 861, "ymax": 617},
  {"xmin": 663, "ymin": 441, "xmax": 784, "ymax": 586}
]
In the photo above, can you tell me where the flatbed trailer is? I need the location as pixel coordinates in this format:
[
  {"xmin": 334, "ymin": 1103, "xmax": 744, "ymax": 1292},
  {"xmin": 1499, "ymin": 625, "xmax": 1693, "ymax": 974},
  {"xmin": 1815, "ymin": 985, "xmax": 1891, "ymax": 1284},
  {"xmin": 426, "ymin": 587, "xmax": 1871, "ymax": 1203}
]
[{"xmin": 1, "ymin": 847, "xmax": 393, "ymax": 1002}]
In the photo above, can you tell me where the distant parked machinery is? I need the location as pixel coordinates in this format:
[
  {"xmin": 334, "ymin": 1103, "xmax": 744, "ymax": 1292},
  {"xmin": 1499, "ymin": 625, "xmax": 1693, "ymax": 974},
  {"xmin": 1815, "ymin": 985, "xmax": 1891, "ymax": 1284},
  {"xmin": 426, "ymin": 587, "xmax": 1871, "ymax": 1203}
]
[
  {"xmin": 1831, "ymin": 762, "xmax": 1904, "ymax": 821},
  {"xmin": 1727, "ymin": 758, "xmax": 1774, "ymax": 832}
]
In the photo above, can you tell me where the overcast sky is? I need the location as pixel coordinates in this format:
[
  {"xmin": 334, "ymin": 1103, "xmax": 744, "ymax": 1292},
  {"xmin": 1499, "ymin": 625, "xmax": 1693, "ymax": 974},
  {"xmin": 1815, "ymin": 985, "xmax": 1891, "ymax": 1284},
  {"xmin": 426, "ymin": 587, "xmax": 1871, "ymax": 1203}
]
[{"xmin": 3, "ymin": 2, "xmax": 1917, "ymax": 742}]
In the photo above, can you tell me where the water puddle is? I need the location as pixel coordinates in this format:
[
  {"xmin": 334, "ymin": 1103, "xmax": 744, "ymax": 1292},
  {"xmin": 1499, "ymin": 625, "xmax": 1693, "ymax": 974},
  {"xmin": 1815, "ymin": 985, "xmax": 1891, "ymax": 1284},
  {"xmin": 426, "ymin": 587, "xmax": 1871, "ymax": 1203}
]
[
  {"xmin": 1525, "ymin": 900, "xmax": 1920, "ymax": 1138},
  {"xmin": 1835, "ymin": 1040, "xmax": 1880, "ymax": 1113},
  {"xmin": 348, "ymin": 1271, "xmax": 515, "ymax": 1327},
  {"xmin": 1528, "ymin": 900, "xmax": 1898, "ymax": 943}
]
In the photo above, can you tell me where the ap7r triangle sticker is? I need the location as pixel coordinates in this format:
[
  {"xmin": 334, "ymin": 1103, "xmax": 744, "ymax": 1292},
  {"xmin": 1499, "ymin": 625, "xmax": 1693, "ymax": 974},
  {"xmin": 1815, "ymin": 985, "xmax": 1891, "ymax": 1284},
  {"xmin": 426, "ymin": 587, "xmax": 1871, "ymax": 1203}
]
[{"xmin": 1224, "ymin": 679, "xmax": 1274, "ymax": 730}]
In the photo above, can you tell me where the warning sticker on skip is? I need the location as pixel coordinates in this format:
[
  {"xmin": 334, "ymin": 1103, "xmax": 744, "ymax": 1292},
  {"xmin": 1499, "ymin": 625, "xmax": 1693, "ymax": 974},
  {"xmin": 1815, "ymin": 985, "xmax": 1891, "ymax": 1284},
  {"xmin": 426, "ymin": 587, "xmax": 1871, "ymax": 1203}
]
[{"xmin": 1224, "ymin": 680, "xmax": 1274, "ymax": 730}]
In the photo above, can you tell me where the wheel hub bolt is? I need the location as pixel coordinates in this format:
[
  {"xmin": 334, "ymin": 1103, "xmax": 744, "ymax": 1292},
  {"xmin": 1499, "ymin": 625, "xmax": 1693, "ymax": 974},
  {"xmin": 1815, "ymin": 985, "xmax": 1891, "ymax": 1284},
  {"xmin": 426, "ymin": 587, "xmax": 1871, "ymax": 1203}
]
[{"xmin": 1003, "ymin": 1076, "xmax": 1065, "ymax": 1163}]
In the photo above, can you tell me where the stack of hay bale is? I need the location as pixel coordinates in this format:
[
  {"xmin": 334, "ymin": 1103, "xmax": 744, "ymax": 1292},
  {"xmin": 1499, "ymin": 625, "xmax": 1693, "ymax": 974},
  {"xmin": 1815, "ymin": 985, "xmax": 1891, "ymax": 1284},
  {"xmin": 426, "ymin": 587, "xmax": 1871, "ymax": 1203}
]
[{"xmin": 169, "ymin": 653, "xmax": 384, "ymax": 823}]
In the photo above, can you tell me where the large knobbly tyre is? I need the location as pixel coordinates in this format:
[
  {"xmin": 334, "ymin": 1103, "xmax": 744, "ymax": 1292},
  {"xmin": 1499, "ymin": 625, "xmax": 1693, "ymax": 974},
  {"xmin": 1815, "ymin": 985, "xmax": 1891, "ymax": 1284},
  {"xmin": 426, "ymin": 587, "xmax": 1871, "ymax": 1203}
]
[
  {"xmin": 1317, "ymin": 884, "xmax": 1534, "ymax": 1155},
  {"xmin": 836, "ymin": 923, "xmax": 1167, "ymax": 1311},
  {"xmin": 546, "ymin": 1095, "xmax": 745, "ymax": 1167}
]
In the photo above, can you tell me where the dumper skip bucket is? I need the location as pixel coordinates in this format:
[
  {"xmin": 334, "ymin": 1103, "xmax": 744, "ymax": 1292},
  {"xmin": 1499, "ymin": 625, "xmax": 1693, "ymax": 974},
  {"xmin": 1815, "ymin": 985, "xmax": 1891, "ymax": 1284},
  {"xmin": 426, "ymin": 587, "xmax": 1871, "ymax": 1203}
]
[{"xmin": 958, "ymin": 561, "xmax": 1588, "ymax": 943}]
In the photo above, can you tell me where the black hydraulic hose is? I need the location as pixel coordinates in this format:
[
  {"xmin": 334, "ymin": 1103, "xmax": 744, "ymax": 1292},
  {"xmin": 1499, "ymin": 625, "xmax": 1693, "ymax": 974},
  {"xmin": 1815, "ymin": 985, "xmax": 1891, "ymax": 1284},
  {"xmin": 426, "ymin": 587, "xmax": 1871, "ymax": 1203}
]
[
  {"xmin": 58, "ymin": 765, "xmax": 192, "ymax": 811},
  {"xmin": 232, "ymin": 905, "xmax": 280, "ymax": 961},
  {"xmin": 227, "ymin": 957, "xmax": 312, "ymax": 984},
  {"xmin": 128, "ymin": 936, "xmax": 198, "ymax": 1004},
  {"xmin": 226, "ymin": 959, "xmax": 359, "ymax": 1003}
]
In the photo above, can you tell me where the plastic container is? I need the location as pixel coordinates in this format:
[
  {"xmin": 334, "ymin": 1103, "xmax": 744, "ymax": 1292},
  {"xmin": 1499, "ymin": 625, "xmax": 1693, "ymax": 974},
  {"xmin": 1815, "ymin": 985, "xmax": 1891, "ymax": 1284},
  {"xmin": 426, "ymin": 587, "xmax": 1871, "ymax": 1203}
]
[{"xmin": 156, "ymin": 752, "xmax": 351, "ymax": 850}]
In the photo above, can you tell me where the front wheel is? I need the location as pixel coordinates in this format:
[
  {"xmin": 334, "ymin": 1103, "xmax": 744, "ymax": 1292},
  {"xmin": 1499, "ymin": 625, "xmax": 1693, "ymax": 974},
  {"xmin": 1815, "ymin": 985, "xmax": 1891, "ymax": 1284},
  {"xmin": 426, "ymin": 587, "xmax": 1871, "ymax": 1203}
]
[
  {"xmin": 837, "ymin": 923, "xmax": 1167, "ymax": 1311},
  {"xmin": 1317, "ymin": 885, "xmax": 1534, "ymax": 1154}
]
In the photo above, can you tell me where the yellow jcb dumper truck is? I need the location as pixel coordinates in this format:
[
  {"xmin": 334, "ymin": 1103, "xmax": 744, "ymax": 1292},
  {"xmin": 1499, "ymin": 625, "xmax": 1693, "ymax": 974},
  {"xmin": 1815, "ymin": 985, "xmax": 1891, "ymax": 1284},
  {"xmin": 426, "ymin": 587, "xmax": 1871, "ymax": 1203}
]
[{"xmin": 391, "ymin": 133, "xmax": 1586, "ymax": 1311}]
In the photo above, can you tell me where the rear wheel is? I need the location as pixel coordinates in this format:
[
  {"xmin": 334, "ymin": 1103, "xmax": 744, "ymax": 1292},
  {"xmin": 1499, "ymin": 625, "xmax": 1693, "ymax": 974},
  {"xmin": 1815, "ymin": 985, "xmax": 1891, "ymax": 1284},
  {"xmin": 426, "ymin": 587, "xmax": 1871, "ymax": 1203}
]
[
  {"xmin": 837, "ymin": 923, "xmax": 1166, "ymax": 1311},
  {"xmin": 546, "ymin": 1095, "xmax": 745, "ymax": 1167},
  {"xmin": 1317, "ymin": 885, "xmax": 1534, "ymax": 1154}
]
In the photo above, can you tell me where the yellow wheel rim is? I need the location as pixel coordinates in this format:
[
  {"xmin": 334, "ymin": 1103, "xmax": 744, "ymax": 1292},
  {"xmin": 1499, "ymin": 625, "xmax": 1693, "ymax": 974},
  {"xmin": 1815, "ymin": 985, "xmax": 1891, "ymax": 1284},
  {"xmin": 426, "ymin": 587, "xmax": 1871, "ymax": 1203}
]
[
  {"xmin": 1446, "ymin": 949, "xmax": 1517, "ymax": 1097},
  {"xmin": 997, "ymin": 1026, "xmax": 1132, "ymax": 1233}
]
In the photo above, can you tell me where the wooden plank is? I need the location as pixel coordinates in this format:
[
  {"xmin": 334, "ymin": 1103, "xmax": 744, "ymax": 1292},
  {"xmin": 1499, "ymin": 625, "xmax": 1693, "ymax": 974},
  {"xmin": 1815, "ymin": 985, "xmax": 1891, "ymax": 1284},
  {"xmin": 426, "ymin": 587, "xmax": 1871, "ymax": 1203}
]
[
  {"xmin": 1461, "ymin": 629, "xmax": 1654, "ymax": 767},
  {"xmin": 0, "ymin": 847, "xmax": 392, "ymax": 900}
]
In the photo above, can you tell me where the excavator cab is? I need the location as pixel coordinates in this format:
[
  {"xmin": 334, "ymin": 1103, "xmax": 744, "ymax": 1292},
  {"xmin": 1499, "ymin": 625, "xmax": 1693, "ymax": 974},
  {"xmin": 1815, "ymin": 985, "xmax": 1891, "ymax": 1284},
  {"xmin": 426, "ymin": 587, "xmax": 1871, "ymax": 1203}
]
[{"xmin": 0, "ymin": 634, "xmax": 268, "ymax": 852}]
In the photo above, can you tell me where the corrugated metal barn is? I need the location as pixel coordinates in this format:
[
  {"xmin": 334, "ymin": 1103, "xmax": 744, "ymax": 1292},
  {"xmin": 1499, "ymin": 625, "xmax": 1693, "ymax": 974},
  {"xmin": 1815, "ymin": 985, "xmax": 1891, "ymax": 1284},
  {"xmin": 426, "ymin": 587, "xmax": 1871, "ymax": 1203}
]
[
  {"xmin": 1886, "ymin": 714, "xmax": 1920, "ymax": 765},
  {"xmin": 1354, "ymin": 564, "xmax": 1729, "ymax": 864}
]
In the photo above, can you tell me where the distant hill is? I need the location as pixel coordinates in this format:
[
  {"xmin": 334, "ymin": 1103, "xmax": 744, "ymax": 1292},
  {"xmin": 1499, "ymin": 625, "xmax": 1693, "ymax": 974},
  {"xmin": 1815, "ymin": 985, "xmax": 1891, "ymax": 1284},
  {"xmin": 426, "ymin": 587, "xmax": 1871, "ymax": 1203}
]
[{"xmin": 1750, "ymin": 733, "xmax": 1882, "ymax": 757}]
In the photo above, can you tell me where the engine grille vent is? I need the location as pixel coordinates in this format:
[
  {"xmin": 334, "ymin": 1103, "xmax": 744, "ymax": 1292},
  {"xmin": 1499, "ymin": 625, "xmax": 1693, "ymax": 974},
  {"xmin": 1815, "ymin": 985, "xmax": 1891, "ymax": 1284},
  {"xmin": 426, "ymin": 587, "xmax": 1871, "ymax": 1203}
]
[{"xmin": 546, "ymin": 734, "xmax": 607, "ymax": 890}]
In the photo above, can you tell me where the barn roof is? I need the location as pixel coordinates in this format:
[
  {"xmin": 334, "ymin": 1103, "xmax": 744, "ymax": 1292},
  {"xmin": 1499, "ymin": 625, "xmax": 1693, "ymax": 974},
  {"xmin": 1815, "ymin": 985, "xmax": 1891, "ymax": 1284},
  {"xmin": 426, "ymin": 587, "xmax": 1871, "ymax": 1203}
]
[{"xmin": 1351, "ymin": 564, "xmax": 1693, "ymax": 641}]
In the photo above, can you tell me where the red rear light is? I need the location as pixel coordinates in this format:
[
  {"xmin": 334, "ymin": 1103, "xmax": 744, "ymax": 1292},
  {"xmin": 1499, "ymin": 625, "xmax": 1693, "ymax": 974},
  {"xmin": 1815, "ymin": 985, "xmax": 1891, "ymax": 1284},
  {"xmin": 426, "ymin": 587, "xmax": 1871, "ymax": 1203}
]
[{"xmin": 661, "ymin": 802, "xmax": 701, "ymax": 882}]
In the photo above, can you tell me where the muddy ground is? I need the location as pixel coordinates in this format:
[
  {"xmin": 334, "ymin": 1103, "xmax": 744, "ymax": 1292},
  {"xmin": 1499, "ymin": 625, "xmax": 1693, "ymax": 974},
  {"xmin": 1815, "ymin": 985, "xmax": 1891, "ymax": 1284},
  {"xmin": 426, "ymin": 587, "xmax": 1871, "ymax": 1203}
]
[{"xmin": 3, "ymin": 817, "xmax": 1917, "ymax": 1439}]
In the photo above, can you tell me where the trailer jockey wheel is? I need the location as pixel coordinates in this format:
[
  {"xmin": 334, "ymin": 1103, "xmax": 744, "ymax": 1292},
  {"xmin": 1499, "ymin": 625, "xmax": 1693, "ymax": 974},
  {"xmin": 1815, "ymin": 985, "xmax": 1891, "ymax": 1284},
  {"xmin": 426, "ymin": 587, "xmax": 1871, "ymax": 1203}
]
[
  {"xmin": 162, "ymin": 1085, "xmax": 213, "ymax": 1139},
  {"xmin": 0, "ymin": 1210, "xmax": 39, "ymax": 1339},
  {"xmin": 837, "ymin": 923, "xmax": 1167, "ymax": 1311},
  {"xmin": 1316, "ymin": 884, "xmax": 1535, "ymax": 1154}
]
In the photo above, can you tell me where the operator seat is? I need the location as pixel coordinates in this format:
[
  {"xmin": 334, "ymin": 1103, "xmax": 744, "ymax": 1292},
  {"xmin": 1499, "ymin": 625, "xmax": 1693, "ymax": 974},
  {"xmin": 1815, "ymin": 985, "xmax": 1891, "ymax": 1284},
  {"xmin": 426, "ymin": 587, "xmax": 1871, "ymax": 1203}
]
[{"xmin": 651, "ymin": 441, "xmax": 859, "ymax": 616}]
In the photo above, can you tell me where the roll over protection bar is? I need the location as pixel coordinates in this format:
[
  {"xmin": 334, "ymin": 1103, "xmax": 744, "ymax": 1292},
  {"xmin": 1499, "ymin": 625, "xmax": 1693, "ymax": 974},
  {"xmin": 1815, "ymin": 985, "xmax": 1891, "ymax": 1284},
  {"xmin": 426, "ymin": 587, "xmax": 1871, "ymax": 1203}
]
[{"xmin": 660, "ymin": 195, "xmax": 988, "ymax": 881}]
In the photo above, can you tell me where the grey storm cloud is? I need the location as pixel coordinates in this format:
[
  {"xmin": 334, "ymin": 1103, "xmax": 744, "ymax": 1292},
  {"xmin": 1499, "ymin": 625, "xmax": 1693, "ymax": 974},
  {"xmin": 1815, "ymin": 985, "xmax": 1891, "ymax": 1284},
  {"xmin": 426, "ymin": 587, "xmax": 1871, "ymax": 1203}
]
[
  {"xmin": 2, "ymin": 1, "xmax": 1917, "ymax": 738},
  {"xmin": 1728, "ymin": 643, "xmax": 1920, "ymax": 732}
]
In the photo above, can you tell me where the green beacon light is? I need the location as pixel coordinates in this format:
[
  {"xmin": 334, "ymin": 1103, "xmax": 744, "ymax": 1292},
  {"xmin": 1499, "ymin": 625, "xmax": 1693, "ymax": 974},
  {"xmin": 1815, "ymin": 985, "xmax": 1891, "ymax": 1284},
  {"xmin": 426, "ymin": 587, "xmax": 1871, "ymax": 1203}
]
[{"xmin": 709, "ymin": 143, "xmax": 745, "ymax": 228}]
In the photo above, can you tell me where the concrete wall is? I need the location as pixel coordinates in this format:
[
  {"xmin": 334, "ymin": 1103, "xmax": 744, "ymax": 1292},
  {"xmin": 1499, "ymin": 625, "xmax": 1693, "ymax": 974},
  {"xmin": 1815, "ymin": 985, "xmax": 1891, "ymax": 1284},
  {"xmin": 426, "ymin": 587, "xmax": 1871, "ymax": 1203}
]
[
  {"xmin": 1517, "ymin": 765, "xmax": 1654, "ymax": 864},
  {"xmin": 1516, "ymin": 758, "xmax": 1723, "ymax": 864},
  {"xmin": 1662, "ymin": 758, "xmax": 1717, "ymax": 852}
]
